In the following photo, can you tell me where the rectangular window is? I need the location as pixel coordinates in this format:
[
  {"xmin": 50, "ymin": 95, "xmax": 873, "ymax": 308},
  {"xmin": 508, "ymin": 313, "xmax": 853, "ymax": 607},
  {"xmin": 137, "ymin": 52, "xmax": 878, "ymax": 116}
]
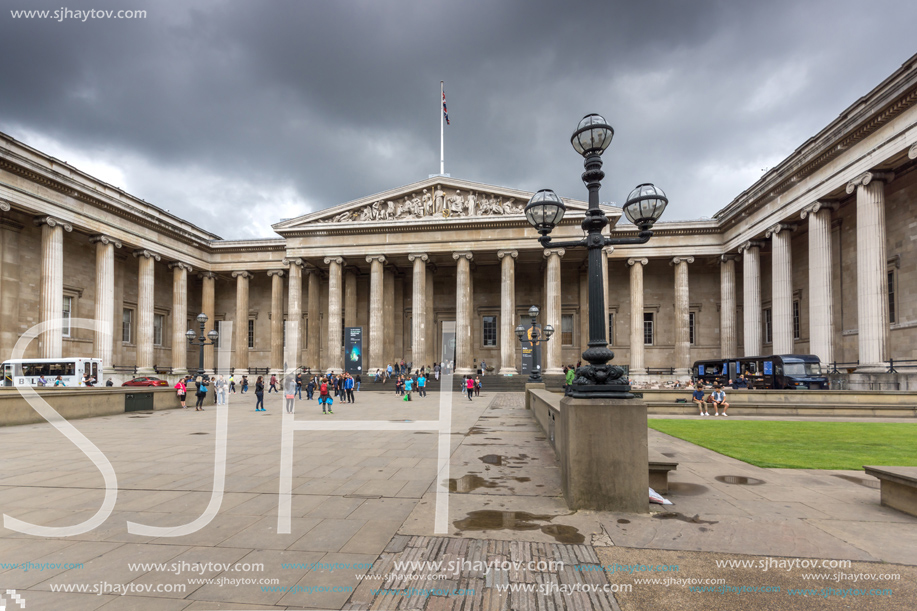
[
  {"xmin": 153, "ymin": 313, "xmax": 164, "ymax": 346},
  {"xmin": 793, "ymin": 300, "xmax": 801, "ymax": 340},
  {"xmin": 608, "ymin": 312, "xmax": 615, "ymax": 346},
  {"xmin": 62, "ymin": 296, "xmax": 72, "ymax": 337},
  {"xmin": 122, "ymin": 308, "xmax": 132, "ymax": 343},
  {"xmin": 643, "ymin": 312, "xmax": 654, "ymax": 345},
  {"xmin": 248, "ymin": 319, "xmax": 255, "ymax": 349},
  {"xmin": 482, "ymin": 315, "xmax": 497, "ymax": 347},
  {"xmin": 888, "ymin": 270, "xmax": 896, "ymax": 324},
  {"xmin": 215, "ymin": 320, "xmax": 223, "ymax": 350},
  {"xmin": 764, "ymin": 308, "xmax": 773, "ymax": 344},
  {"xmin": 561, "ymin": 314, "xmax": 574, "ymax": 346},
  {"xmin": 689, "ymin": 311, "xmax": 696, "ymax": 345}
]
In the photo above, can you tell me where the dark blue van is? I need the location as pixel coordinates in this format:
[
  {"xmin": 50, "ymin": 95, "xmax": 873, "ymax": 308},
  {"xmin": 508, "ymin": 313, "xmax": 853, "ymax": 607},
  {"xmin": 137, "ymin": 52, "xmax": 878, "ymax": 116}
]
[{"xmin": 692, "ymin": 354, "xmax": 828, "ymax": 390}]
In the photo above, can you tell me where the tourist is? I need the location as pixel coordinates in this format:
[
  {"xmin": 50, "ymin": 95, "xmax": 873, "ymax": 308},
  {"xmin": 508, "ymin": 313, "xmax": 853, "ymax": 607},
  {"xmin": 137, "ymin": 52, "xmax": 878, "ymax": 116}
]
[
  {"xmin": 434, "ymin": 362, "xmax": 440, "ymax": 381},
  {"xmin": 355, "ymin": 373, "xmax": 361, "ymax": 392},
  {"xmin": 54, "ymin": 375, "xmax": 65, "ymax": 387},
  {"xmin": 306, "ymin": 376, "xmax": 315, "ymax": 400},
  {"xmin": 564, "ymin": 365, "xmax": 574, "ymax": 390},
  {"xmin": 37, "ymin": 374, "xmax": 48, "ymax": 386},
  {"xmin": 214, "ymin": 375, "xmax": 226, "ymax": 405},
  {"xmin": 268, "ymin": 373, "xmax": 278, "ymax": 393},
  {"xmin": 711, "ymin": 385, "xmax": 729, "ymax": 416},
  {"xmin": 403, "ymin": 375, "xmax": 413, "ymax": 401},
  {"xmin": 474, "ymin": 375, "xmax": 481, "ymax": 397},
  {"xmin": 732, "ymin": 375, "xmax": 749, "ymax": 390},
  {"xmin": 194, "ymin": 376, "xmax": 208, "ymax": 411},
  {"xmin": 241, "ymin": 375, "xmax": 249, "ymax": 393},
  {"xmin": 692, "ymin": 383, "xmax": 708, "ymax": 416},
  {"xmin": 254, "ymin": 376, "xmax": 265, "ymax": 411},
  {"xmin": 417, "ymin": 372, "xmax": 426, "ymax": 397},
  {"xmin": 318, "ymin": 378, "xmax": 331, "ymax": 413},
  {"xmin": 480, "ymin": 359, "xmax": 486, "ymax": 376},
  {"xmin": 228, "ymin": 374, "xmax": 236, "ymax": 394},
  {"xmin": 465, "ymin": 376, "xmax": 474, "ymax": 401},
  {"xmin": 284, "ymin": 374, "xmax": 296, "ymax": 414},
  {"xmin": 344, "ymin": 373, "xmax": 355, "ymax": 403},
  {"xmin": 105, "ymin": 378, "xmax": 113, "ymax": 387},
  {"xmin": 295, "ymin": 371, "xmax": 303, "ymax": 399},
  {"xmin": 175, "ymin": 377, "xmax": 188, "ymax": 408},
  {"xmin": 387, "ymin": 363, "xmax": 393, "ymax": 378}
]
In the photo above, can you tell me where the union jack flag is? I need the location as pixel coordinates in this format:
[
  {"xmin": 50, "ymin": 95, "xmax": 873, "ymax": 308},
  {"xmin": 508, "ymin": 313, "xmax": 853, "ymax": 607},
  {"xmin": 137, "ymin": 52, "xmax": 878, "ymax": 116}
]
[{"xmin": 443, "ymin": 90, "xmax": 450, "ymax": 125}]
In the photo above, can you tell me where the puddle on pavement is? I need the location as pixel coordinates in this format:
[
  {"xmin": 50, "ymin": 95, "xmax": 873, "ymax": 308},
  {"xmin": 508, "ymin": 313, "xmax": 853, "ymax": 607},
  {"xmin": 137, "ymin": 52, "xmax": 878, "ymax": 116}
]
[
  {"xmin": 480, "ymin": 455, "xmax": 503, "ymax": 466},
  {"xmin": 466, "ymin": 427, "xmax": 487, "ymax": 436},
  {"xmin": 190, "ymin": 432, "xmax": 209, "ymax": 435},
  {"xmin": 715, "ymin": 475, "xmax": 765, "ymax": 486},
  {"xmin": 653, "ymin": 512, "xmax": 718, "ymax": 525},
  {"xmin": 832, "ymin": 474, "xmax": 880, "ymax": 489},
  {"xmin": 454, "ymin": 510, "xmax": 584, "ymax": 544},
  {"xmin": 447, "ymin": 474, "xmax": 499, "ymax": 492},
  {"xmin": 667, "ymin": 482, "xmax": 709, "ymax": 496}
]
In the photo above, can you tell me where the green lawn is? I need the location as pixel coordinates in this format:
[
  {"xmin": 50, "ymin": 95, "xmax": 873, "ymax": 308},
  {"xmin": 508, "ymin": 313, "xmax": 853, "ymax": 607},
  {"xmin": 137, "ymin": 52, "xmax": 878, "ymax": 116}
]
[{"xmin": 647, "ymin": 420, "xmax": 917, "ymax": 470}]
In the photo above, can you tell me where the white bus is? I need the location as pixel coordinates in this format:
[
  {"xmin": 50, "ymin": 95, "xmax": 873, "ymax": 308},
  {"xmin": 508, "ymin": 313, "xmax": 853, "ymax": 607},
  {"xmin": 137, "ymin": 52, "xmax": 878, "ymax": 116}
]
[{"xmin": 1, "ymin": 358, "xmax": 102, "ymax": 388}]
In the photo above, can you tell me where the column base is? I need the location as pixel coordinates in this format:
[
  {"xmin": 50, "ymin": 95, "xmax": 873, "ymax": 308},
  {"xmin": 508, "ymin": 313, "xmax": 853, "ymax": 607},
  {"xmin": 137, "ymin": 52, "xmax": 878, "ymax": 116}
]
[
  {"xmin": 136, "ymin": 367, "xmax": 156, "ymax": 376},
  {"xmin": 545, "ymin": 368, "xmax": 564, "ymax": 375},
  {"xmin": 499, "ymin": 367, "xmax": 519, "ymax": 375},
  {"xmin": 453, "ymin": 367, "xmax": 474, "ymax": 375},
  {"xmin": 171, "ymin": 369, "xmax": 189, "ymax": 376},
  {"xmin": 233, "ymin": 369, "xmax": 249, "ymax": 377},
  {"xmin": 628, "ymin": 368, "xmax": 647, "ymax": 377},
  {"xmin": 855, "ymin": 363, "xmax": 888, "ymax": 374},
  {"xmin": 674, "ymin": 368, "xmax": 691, "ymax": 378}
]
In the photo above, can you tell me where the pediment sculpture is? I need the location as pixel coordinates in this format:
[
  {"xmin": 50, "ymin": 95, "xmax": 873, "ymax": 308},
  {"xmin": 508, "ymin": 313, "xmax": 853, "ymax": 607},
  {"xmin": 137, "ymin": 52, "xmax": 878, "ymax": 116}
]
[{"xmin": 318, "ymin": 187, "xmax": 526, "ymax": 223}]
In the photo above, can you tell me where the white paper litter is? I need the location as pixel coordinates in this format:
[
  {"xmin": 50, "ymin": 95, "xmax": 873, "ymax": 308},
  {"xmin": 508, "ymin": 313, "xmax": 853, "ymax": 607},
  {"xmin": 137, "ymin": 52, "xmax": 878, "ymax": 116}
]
[{"xmin": 649, "ymin": 487, "xmax": 673, "ymax": 505}]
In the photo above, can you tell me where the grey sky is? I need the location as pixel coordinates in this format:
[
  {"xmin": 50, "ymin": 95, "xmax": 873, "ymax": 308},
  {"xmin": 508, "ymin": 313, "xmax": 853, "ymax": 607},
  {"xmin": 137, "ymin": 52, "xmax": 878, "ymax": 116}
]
[{"xmin": 1, "ymin": 0, "xmax": 915, "ymax": 239}]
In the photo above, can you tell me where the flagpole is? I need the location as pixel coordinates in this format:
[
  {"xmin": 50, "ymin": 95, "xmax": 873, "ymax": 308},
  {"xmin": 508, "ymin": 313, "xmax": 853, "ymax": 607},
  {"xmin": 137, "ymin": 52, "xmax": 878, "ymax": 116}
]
[{"xmin": 440, "ymin": 81, "xmax": 445, "ymax": 175}]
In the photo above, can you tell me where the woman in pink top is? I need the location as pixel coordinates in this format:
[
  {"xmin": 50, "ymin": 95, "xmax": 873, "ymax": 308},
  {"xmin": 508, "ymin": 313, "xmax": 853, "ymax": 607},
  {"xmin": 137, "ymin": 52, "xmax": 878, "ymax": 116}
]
[
  {"xmin": 465, "ymin": 376, "xmax": 474, "ymax": 401},
  {"xmin": 174, "ymin": 378, "xmax": 188, "ymax": 409}
]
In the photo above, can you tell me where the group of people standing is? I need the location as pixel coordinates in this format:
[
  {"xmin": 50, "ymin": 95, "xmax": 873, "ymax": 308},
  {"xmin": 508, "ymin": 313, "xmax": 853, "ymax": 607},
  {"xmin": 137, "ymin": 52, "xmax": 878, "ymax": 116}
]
[
  {"xmin": 173, "ymin": 373, "xmax": 263, "ymax": 411},
  {"xmin": 374, "ymin": 361, "xmax": 446, "ymax": 382},
  {"xmin": 393, "ymin": 370, "xmax": 428, "ymax": 401},
  {"xmin": 461, "ymin": 375, "xmax": 482, "ymax": 400}
]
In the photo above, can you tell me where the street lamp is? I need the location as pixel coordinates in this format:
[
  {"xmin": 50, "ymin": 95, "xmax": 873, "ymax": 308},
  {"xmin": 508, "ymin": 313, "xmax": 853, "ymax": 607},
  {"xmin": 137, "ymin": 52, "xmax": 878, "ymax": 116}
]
[
  {"xmin": 187, "ymin": 312, "xmax": 219, "ymax": 380},
  {"xmin": 514, "ymin": 305, "xmax": 554, "ymax": 383},
  {"xmin": 524, "ymin": 113, "xmax": 667, "ymax": 398}
]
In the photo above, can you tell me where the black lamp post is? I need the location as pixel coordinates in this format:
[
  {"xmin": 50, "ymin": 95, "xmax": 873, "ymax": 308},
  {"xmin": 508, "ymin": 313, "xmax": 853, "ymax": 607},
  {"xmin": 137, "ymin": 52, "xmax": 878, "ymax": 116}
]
[
  {"xmin": 524, "ymin": 113, "xmax": 667, "ymax": 399},
  {"xmin": 186, "ymin": 313, "xmax": 219, "ymax": 380},
  {"xmin": 514, "ymin": 305, "xmax": 554, "ymax": 383}
]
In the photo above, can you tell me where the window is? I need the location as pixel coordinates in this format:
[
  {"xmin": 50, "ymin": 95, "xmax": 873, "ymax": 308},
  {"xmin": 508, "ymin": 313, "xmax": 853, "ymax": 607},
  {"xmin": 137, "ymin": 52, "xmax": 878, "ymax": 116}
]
[
  {"xmin": 793, "ymin": 300, "xmax": 801, "ymax": 340},
  {"xmin": 62, "ymin": 296, "xmax": 72, "ymax": 337},
  {"xmin": 122, "ymin": 308, "xmax": 133, "ymax": 343},
  {"xmin": 608, "ymin": 312, "xmax": 615, "ymax": 346},
  {"xmin": 153, "ymin": 313, "xmax": 164, "ymax": 346},
  {"xmin": 689, "ymin": 311, "xmax": 696, "ymax": 345},
  {"xmin": 215, "ymin": 320, "xmax": 223, "ymax": 350},
  {"xmin": 248, "ymin": 319, "xmax": 255, "ymax": 349},
  {"xmin": 561, "ymin": 314, "xmax": 574, "ymax": 346},
  {"xmin": 764, "ymin": 308, "xmax": 773, "ymax": 344},
  {"xmin": 888, "ymin": 270, "xmax": 896, "ymax": 324},
  {"xmin": 643, "ymin": 312, "xmax": 654, "ymax": 345},
  {"xmin": 482, "ymin": 316, "xmax": 497, "ymax": 347}
]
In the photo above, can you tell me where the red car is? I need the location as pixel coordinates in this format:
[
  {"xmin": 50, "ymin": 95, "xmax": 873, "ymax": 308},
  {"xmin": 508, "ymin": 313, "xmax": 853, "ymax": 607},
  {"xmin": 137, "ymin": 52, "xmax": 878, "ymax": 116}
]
[{"xmin": 122, "ymin": 377, "xmax": 169, "ymax": 387}]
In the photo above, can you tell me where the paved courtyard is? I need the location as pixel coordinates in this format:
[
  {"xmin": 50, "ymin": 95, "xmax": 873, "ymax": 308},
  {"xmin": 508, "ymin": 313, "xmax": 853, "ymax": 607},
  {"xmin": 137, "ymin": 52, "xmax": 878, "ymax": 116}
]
[{"xmin": 0, "ymin": 388, "xmax": 915, "ymax": 610}]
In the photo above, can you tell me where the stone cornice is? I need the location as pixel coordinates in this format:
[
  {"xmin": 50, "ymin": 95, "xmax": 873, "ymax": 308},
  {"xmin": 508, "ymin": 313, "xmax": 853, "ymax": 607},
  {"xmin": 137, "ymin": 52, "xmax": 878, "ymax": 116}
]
[
  {"xmin": 800, "ymin": 201, "xmax": 839, "ymax": 219},
  {"xmin": 133, "ymin": 249, "xmax": 161, "ymax": 261},
  {"xmin": 232, "ymin": 271, "xmax": 254, "ymax": 279},
  {"xmin": 627, "ymin": 258, "xmax": 648, "ymax": 267},
  {"xmin": 168, "ymin": 261, "xmax": 193, "ymax": 272},
  {"xmin": 33, "ymin": 215, "xmax": 73, "ymax": 232},
  {"xmin": 765, "ymin": 223, "xmax": 797, "ymax": 238},
  {"xmin": 845, "ymin": 171, "xmax": 896, "ymax": 193},
  {"xmin": 738, "ymin": 240, "xmax": 764, "ymax": 253},
  {"xmin": 670, "ymin": 256, "xmax": 695, "ymax": 266},
  {"xmin": 89, "ymin": 234, "xmax": 122, "ymax": 248}
]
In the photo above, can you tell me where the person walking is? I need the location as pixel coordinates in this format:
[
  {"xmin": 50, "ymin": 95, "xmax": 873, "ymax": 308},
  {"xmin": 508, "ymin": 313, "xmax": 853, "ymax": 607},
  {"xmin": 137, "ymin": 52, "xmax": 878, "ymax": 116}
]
[
  {"xmin": 355, "ymin": 373, "xmax": 361, "ymax": 392},
  {"xmin": 295, "ymin": 372, "xmax": 303, "ymax": 400},
  {"xmin": 565, "ymin": 365, "xmax": 575, "ymax": 390},
  {"xmin": 306, "ymin": 376, "xmax": 315, "ymax": 400},
  {"xmin": 228, "ymin": 374, "xmax": 235, "ymax": 394},
  {"xmin": 241, "ymin": 375, "xmax": 249, "ymax": 394},
  {"xmin": 434, "ymin": 362, "xmax": 440, "ymax": 381},
  {"xmin": 175, "ymin": 377, "xmax": 188, "ymax": 409},
  {"xmin": 269, "ymin": 374, "xmax": 278, "ymax": 393},
  {"xmin": 345, "ymin": 374, "xmax": 355, "ymax": 403},
  {"xmin": 465, "ymin": 376, "xmax": 474, "ymax": 401},
  {"xmin": 254, "ymin": 376, "xmax": 265, "ymax": 411},
  {"xmin": 194, "ymin": 376, "xmax": 208, "ymax": 411},
  {"xmin": 474, "ymin": 375, "xmax": 481, "ymax": 397},
  {"xmin": 417, "ymin": 373, "xmax": 426, "ymax": 398},
  {"xmin": 284, "ymin": 374, "xmax": 296, "ymax": 414}
]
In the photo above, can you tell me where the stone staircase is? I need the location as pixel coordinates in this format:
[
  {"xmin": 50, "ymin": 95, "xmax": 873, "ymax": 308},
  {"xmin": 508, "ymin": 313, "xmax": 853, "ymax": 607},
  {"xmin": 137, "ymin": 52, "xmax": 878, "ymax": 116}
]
[{"xmin": 362, "ymin": 374, "xmax": 567, "ymax": 393}]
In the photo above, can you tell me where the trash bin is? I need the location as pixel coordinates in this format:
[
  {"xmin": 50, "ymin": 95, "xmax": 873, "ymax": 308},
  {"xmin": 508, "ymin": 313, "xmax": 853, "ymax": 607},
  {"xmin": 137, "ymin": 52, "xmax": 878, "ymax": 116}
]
[{"xmin": 125, "ymin": 392, "xmax": 154, "ymax": 412}]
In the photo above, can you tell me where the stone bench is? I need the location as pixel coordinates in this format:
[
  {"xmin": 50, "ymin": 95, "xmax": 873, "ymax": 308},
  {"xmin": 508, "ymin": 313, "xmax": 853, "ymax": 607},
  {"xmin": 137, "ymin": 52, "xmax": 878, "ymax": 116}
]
[
  {"xmin": 863, "ymin": 466, "xmax": 917, "ymax": 517},
  {"xmin": 649, "ymin": 455, "xmax": 677, "ymax": 493}
]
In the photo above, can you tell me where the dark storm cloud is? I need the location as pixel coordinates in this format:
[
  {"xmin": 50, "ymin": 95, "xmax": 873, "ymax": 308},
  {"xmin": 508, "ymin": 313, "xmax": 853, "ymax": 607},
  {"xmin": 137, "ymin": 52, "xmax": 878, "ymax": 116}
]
[{"xmin": 1, "ymin": 0, "xmax": 915, "ymax": 238}]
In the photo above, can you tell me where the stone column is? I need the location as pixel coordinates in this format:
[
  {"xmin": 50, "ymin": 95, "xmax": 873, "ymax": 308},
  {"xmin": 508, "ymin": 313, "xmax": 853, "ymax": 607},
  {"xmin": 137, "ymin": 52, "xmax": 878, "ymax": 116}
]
[
  {"xmin": 232, "ymin": 271, "xmax": 252, "ymax": 375},
  {"xmin": 425, "ymin": 263, "xmax": 435, "ymax": 368},
  {"xmin": 719, "ymin": 255, "xmax": 739, "ymax": 358},
  {"xmin": 847, "ymin": 171, "xmax": 894, "ymax": 370},
  {"xmin": 801, "ymin": 202, "xmax": 838, "ymax": 366},
  {"xmin": 267, "ymin": 270, "xmax": 284, "ymax": 374},
  {"xmin": 167, "ymin": 260, "xmax": 191, "ymax": 374},
  {"xmin": 544, "ymin": 248, "xmax": 565, "ymax": 375},
  {"xmin": 90, "ymin": 235, "xmax": 122, "ymax": 370},
  {"xmin": 497, "ymin": 250, "xmax": 518, "ymax": 374},
  {"xmin": 133, "ymin": 249, "xmax": 160, "ymax": 374},
  {"xmin": 739, "ymin": 241, "xmax": 762, "ymax": 356},
  {"xmin": 344, "ymin": 267, "xmax": 357, "ymax": 327},
  {"xmin": 366, "ymin": 256, "xmax": 386, "ymax": 371},
  {"xmin": 35, "ymin": 216, "xmax": 72, "ymax": 358},
  {"xmin": 408, "ymin": 253, "xmax": 428, "ymax": 369},
  {"xmin": 453, "ymin": 251, "xmax": 474, "ymax": 374},
  {"xmin": 627, "ymin": 258, "xmax": 648, "ymax": 376},
  {"xmin": 324, "ymin": 256, "xmax": 344, "ymax": 373},
  {"xmin": 283, "ymin": 258, "xmax": 303, "ymax": 371},
  {"xmin": 383, "ymin": 267, "xmax": 395, "ymax": 367},
  {"xmin": 307, "ymin": 267, "xmax": 321, "ymax": 370},
  {"xmin": 767, "ymin": 223, "xmax": 796, "ymax": 355},
  {"xmin": 602, "ymin": 247, "xmax": 613, "ymax": 343},
  {"xmin": 200, "ymin": 272, "xmax": 216, "ymax": 373},
  {"xmin": 671, "ymin": 256, "xmax": 694, "ymax": 376}
]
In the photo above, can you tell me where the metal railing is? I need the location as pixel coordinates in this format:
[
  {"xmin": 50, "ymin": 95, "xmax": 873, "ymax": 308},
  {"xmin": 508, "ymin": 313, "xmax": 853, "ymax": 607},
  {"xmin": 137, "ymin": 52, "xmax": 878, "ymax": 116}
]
[
  {"xmin": 111, "ymin": 365, "xmax": 137, "ymax": 375},
  {"xmin": 828, "ymin": 361, "xmax": 859, "ymax": 374},
  {"xmin": 153, "ymin": 366, "xmax": 173, "ymax": 375},
  {"xmin": 646, "ymin": 367, "xmax": 675, "ymax": 375},
  {"xmin": 887, "ymin": 359, "xmax": 917, "ymax": 374}
]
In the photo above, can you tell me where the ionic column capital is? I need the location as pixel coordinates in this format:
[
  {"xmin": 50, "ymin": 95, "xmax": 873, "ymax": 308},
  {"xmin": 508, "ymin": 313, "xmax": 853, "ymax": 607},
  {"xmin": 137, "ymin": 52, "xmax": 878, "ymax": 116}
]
[
  {"xmin": 738, "ymin": 240, "xmax": 764, "ymax": 254},
  {"xmin": 232, "ymin": 270, "xmax": 253, "ymax": 279},
  {"xmin": 627, "ymin": 257, "xmax": 648, "ymax": 267},
  {"xmin": 33, "ymin": 216, "xmax": 73, "ymax": 232},
  {"xmin": 765, "ymin": 223, "xmax": 797, "ymax": 239},
  {"xmin": 497, "ymin": 249, "xmax": 518, "ymax": 260},
  {"xmin": 452, "ymin": 251, "xmax": 473, "ymax": 261},
  {"xmin": 132, "ymin": 249, "xmax": 161, "ymax": 261},
  {"xmin": 800, "ymin": 201, "xmax": 839, "ymax": 220},
  {"xmin": 407, "ymin": 253, "xmax": 429, "ymax": 262},
  {"xmin": 0, "ymin": 198, "xmax": 10, "ymax": 212},
  {"xmin": 282, "ymin": 257, "xmax": 304, "ymax": 268},
  {"xmin": 323, "ymin": 256, "xmax": 345, "ymax": 266},
  {"xmin": 720, "ymin": 254, "xmax": 741, "ymax": 263},
  {"xmin": 544, "ymin": 248, "xmax": 565, "ymax": 258},
  {"xmin": 909, "ymin": 143, "xmax": 917, "ymax": 160},
  {"xmin": 846, "ymin": 171, "xmax": 895, "ymax": 194},
  {"xmin": 89, "ymin": 234, "xmax": 122, "ymax": 249},
  {"xmin": 670, "ymin": 256, "xmax": 694, "ymax": 266},
  {"xmin": 198, "ymin": 271, "xmax": 217, "ymax": 280},
  {"xmin": 266, "ymin": 269, "xmax": 285, "ymax": 278},
  {"xmin": 168, "ymin": 261, "xmax": 193, "ymax": 272},
  {"xmin": 366, "ymin": 255, "xmax": 387, "ymax": 265},
  {"xmin": 603, "ymin": 246, "xmax": 615, "ymax": 257}
]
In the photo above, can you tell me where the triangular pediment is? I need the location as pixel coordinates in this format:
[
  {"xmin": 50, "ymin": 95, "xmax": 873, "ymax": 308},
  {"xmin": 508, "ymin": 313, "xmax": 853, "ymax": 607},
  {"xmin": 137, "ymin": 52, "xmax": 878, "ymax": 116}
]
[{"xmin": 272, "ymin": 177, "xmax": 594, "ymax": 234}]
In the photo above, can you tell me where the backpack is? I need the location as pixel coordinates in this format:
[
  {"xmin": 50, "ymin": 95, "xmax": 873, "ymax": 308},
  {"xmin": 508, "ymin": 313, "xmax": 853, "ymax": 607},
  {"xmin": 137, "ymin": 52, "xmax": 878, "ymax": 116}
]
[{"xmin": 320, "ymin": 382, "xmax": 328, "ymax": 395}]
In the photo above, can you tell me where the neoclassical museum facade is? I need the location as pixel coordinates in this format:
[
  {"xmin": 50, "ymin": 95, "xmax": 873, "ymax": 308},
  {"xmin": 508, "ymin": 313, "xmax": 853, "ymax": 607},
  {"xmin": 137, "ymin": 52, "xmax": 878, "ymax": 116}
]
[{"xmin": 2, "ymin": 55, "xmax": 917, "ymax": 380}]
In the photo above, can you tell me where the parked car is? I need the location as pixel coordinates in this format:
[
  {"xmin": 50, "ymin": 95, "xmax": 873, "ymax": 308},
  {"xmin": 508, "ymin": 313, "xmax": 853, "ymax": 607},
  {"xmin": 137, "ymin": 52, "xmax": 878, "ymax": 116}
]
[{"xmin": 122, "ymin": 376, "xmax": 169, "ymax": 387}]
